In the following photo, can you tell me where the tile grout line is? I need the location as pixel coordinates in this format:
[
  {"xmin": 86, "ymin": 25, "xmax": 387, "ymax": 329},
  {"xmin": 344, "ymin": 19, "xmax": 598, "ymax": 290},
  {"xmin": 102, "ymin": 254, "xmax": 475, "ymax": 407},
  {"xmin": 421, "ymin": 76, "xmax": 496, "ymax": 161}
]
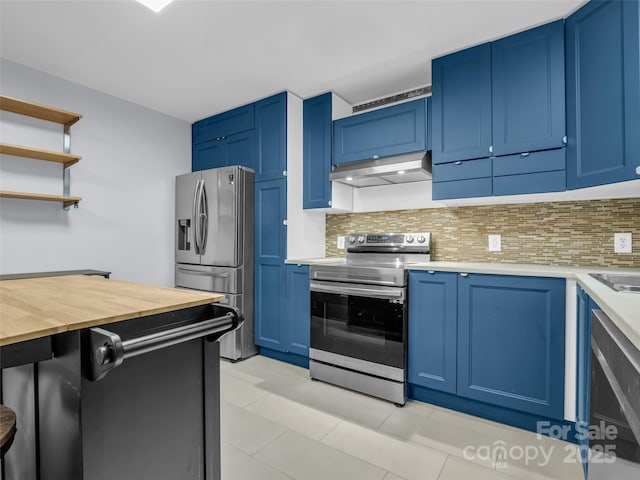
[
  {"xmin": 317, "ymin": 418, "xmax": 345, "ymax": 443},
  {"xmin": 434, "ymin": 453, "xmax": 450, "ymax": 480}
]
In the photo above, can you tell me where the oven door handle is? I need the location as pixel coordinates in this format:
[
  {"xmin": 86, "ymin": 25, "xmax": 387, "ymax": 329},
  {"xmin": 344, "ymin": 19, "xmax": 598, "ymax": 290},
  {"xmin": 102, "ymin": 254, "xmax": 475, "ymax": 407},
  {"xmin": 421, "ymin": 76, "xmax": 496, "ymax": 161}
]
[{"xmin": 310, "ymin": 281, "xmax": 404, "ymax": 301}]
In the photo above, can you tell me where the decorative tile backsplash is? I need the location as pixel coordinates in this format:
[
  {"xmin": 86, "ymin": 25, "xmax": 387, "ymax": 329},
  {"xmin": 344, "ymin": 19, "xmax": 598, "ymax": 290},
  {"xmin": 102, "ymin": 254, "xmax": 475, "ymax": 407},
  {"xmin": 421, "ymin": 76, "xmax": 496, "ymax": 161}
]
[{"xmin": 326, "ymin": 198, "xmax": 640, "ymax": 268}]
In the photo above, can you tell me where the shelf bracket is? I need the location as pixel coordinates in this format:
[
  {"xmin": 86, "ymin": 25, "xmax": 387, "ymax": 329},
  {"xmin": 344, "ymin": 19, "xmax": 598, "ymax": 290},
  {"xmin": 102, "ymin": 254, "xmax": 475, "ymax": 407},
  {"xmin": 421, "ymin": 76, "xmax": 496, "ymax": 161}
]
[{"xmin": 63, "ymin": 124, "xmax": 72, "ymax": 211}]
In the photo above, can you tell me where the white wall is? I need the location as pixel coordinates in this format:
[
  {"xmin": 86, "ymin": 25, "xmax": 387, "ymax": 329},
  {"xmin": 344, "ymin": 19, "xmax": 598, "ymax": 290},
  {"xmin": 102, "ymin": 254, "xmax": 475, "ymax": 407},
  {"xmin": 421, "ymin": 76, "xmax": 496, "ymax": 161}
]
[{"xmin": 0, "ymin": 59, "xmax": 191, "ymax": 286}]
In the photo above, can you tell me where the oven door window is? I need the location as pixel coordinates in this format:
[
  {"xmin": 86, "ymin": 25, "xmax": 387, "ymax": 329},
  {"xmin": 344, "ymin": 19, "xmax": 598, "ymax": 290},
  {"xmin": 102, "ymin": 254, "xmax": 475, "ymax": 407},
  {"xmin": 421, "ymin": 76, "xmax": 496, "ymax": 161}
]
[{"xmin": 310, "ymin": 290, "xmax": 405, "ymax": 369}]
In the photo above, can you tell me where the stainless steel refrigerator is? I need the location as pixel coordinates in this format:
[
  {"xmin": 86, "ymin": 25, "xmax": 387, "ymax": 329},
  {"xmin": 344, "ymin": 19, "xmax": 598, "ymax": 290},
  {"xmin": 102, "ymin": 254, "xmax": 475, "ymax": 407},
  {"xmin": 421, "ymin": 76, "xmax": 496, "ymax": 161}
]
[{"xmin": 175, "ymin": 165, "xmax": 257, "ymax": 360}]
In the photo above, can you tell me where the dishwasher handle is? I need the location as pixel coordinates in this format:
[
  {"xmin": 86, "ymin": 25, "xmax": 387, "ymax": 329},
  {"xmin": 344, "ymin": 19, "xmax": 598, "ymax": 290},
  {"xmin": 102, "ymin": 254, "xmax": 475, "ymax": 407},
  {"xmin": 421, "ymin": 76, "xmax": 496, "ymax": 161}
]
[{"xmin": 86, "ymin": 304, "xmax": 241, "ymax": 381}]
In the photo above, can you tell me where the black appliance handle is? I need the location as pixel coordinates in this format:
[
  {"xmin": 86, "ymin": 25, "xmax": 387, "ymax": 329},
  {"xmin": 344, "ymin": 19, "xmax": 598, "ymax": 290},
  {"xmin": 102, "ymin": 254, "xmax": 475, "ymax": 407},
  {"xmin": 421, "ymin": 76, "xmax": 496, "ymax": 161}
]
[{"xmin": 86, "ymin": 305, "xmax": 241, "ymax": 381}]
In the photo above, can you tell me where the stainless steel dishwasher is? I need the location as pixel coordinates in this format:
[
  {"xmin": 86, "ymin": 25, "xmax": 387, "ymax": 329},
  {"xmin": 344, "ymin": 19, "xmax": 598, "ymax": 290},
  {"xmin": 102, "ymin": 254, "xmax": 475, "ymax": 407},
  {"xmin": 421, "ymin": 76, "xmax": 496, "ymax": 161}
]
[{"xmin": 589, "ymin": 309, "xmax": 640, "ymax": 479}]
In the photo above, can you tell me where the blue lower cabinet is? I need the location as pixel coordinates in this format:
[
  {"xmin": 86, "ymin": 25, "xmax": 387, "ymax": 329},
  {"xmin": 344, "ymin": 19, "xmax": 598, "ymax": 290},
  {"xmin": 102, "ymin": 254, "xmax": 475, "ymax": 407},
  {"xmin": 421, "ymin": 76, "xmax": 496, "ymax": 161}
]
[
  {"xmin": 254, "ymin": 179, "xmax": 287, "ymax": 351},
  {"xmin": 408, "ymin": 271, "xmax": 457, "ymax": 393},
  {"xmin": 255, "ymin": 261, "xmax": 286, "ymax": 351},
  {"xmin": 576, "ymin": 287, "xmax": 599, "ymax": 478},
  {"xmin": 285, "ymin": 265, "xmax": 310, "ymax": 357},
  {"xmin": 457, "ymin": 274, "xmax": 566, "ymax": 420}
]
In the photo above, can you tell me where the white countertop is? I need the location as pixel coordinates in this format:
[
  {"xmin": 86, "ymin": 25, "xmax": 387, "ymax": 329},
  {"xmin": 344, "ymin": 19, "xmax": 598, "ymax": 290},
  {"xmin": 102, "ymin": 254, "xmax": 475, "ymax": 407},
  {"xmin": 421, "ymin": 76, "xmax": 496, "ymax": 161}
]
[{"xmin": 287, "ymin": 257, "xmax": 640, "ymax": 350}]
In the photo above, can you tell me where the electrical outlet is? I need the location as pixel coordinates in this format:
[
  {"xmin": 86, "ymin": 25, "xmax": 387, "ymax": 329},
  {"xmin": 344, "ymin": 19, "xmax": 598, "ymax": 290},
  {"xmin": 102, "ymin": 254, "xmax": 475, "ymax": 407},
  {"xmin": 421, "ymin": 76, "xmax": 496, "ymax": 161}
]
[
  {"xmin": 337, "ymin": 235, "xmax": 346, "ymax": 249},
  {"xmin": 488, "ymin": 234, "xmax": 502, "ymax": 252},
  {"xmin": 614, "ymin": 233, "xmax": 632, "ymax": 253}
]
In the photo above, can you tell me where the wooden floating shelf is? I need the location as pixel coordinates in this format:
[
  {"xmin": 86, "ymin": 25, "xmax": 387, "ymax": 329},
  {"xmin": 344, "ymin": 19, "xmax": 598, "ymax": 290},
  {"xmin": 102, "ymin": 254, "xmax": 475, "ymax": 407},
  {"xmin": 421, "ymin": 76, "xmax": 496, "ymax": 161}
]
[
  {"xmin": 0, "ymin": 143, "xmax": 81, "ymax": 168},
  {"xmin": 0, "ymin": 191, "xmax": 81, "ymax": 208},
  {"xmin": 0, "ymin": 95, "xmax": 82, "ymax": 127}
]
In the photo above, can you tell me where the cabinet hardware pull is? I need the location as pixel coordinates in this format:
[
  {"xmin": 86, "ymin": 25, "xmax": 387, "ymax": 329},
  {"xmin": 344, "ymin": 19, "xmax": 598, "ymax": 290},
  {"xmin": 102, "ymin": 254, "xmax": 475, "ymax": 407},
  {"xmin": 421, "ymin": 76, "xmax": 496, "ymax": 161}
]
[
  {"xmin": 373, "ymin": 155, "xmax": 379, "ymax": 159},
  {"xmin": 520, "ymin": 152, "xmax": 530, "ymax": 157},
  {"xmin": 489, "ymin": 145, "xmax": 493, "ymax": 154},
  {"xmin": 460, "ymin": 272, "xmax": 469, "ymax": 277},
  {"xmin": 86, "ymin": 306, "xmax": 240, "ymax": 381},
  {"xmin": 454, "ymin": 161, "xmax": 462, "ymax": 165}
]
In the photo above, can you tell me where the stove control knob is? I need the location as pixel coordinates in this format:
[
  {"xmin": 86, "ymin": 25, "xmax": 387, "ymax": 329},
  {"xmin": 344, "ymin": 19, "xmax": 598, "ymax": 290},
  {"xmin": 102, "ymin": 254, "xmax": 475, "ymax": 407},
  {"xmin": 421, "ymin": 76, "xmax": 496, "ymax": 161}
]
[
  {"xmin": 348, "ymin": 236, "xmax": 356, "ymax": 243},
  {"xmin": 357, "ymin": 235, "xmax": 365, "ymax": 243},
  {"xmin": 406, "ymin": 235, "xmax": 414, "ymax": 243},
  {"xmin": 417, "ymin": 235, "xmax": 426, "ymax": 244}
]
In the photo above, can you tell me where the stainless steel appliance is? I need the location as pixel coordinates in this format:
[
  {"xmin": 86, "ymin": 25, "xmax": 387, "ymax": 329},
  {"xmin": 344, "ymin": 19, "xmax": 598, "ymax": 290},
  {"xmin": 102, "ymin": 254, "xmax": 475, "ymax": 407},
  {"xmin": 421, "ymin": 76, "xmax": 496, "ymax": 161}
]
[
  {"xmin": 175, "ymin": 165, "xmax": 257, "ymax": 361},
  {"xmin": 309, "ymin": 232, "xmax": 431, "ymax": 405},
  {"xmin": 589, "ymin": 309, "xmax": 640, "ymax": 479}
]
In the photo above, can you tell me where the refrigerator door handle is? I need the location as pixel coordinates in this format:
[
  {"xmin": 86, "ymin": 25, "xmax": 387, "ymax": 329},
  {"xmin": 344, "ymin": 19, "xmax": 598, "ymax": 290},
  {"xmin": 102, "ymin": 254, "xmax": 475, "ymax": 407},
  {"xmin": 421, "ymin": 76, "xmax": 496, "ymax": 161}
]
[
  {"xmin": 192, "ymin": 179, "xmax": 202, "ymax": 254},
  {"xmin": 176, "ymin": 266, "xmax": 229, "ymax": 278},
  {"xmin": 200, "ymin": 182, "xmax": 209, "ymax": 254}
]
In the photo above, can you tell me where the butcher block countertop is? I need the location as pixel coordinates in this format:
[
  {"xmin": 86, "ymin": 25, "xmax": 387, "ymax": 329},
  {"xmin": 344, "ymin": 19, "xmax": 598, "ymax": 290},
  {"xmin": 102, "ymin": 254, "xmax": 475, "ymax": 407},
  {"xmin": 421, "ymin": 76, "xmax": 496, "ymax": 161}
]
[{"xmin": 0, "ymin": 275, "xmax": 225, "ymax": 346}]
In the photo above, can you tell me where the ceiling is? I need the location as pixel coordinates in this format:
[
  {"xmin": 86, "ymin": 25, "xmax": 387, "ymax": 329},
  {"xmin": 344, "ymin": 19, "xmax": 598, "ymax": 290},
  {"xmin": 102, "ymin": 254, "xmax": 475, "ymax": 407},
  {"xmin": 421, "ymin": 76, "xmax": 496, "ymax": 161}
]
[{"xmin": 0, "ymin": 0, "xmax": 585, "ymax": 123}]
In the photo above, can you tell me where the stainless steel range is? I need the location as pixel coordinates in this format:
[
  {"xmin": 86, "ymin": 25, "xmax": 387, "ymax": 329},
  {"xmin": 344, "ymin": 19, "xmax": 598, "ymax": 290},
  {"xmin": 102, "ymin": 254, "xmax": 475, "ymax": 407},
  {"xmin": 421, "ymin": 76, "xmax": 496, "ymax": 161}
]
[{"xmin": 309, "ymin": 232, "xmax": 431, "ymax": 406}]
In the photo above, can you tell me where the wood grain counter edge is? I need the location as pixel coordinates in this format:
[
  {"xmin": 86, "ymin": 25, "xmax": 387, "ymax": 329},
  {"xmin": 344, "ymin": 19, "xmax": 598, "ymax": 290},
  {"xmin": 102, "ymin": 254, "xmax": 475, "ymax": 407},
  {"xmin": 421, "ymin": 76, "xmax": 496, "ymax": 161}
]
[{"xmin": 0, "ymin": 275, "xmax": 225, "ymax": 347}]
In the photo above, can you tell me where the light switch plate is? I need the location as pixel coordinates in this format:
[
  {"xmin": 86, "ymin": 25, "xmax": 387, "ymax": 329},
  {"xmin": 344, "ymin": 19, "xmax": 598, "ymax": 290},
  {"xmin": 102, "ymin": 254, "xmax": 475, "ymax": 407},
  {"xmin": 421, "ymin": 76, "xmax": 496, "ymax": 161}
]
[
  {"xmin": 488, "ymin": 234, "xmax": 502, "ymax": 252},
  {"xmin": 337, "ymin": 235, "xmax": 346, "ymax": 249},
  {"xmin": 614, "ymin": 233, "xmax": 632, "ymax": 253}
]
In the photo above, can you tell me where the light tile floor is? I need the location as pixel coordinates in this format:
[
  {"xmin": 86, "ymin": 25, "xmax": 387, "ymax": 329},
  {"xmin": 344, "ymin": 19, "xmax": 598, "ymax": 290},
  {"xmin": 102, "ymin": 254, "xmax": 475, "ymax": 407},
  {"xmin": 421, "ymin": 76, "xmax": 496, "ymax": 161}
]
[{"xmin": 220, "ymin": 355, "xmax": 584, "ymax": 480}]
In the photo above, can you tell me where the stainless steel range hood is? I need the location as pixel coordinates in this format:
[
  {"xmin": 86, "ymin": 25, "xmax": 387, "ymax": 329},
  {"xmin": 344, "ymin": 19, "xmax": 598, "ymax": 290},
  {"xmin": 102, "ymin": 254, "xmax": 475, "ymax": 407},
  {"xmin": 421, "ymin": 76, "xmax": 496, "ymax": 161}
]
[{"xmin": 329, "ymin": 151, "xmax": 432, "ymax": 188}]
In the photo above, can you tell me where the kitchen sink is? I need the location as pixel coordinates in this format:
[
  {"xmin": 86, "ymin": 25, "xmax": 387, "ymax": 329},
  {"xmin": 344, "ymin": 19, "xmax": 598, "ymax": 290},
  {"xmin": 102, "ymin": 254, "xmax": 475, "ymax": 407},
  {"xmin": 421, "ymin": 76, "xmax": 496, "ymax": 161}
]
[{"xmin": 590, "ymin": 273, "xmax": 640, "ymax": 293}]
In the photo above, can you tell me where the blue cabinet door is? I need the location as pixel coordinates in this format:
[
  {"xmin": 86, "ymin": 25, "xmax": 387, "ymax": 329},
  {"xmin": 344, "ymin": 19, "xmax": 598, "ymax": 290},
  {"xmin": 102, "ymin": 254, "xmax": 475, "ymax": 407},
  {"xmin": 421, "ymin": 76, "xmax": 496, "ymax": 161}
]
[
  {"xmin": 566, "ymin": 0, "xmax": 640, "ymax": 188},
  {"xmin": 432, "ymin": 43, "xmax": 492, "ymax": 164},
  {"xmin": 286, "ymin": 265, "xmax": 310, "ymax": 357},
  {"xmin": 255, "ymin": 92, "xmax": 287, "ymax": 181},
  {"xmin": 192, "ymin": 138, "xmax": 227, "ymax": 171},
  {"xmin": 492, "ymin": 20, "xmax": 566, "ymax": 156},
  {"xmin": 408, "ymin": 271, "xmax": 457, "ymax": 393},
  {"xmin": 457, "ymin": 274, "xmax": 566, "ymax": 419},
  {"xmin": 576, "ymin": 286, "xmax": 594, "ymax": 478},
  {"xmin": 254, "ymin": 178, "xmax": 287, "ymax": 351},
  {"xmin": 431, "ymin": 158, "xmax": 493, "ymax": 200},
  {"xmin": 192, "ymin": 131, "xmax": 254, "ymax": 171},
  {"xmin": 192, "ymin": 104, "xmax": 254, "ymax": 145},
  {"xmin": 332, "ymin": 98, "xmax": 427, "ymax": 165},
  {"xmin": 303, "ymin": 93, "xmax": 332, "ymax": 209},
  {"xmin": 226, "ymin": 130, "xmax": 255, "ymax": 170}
]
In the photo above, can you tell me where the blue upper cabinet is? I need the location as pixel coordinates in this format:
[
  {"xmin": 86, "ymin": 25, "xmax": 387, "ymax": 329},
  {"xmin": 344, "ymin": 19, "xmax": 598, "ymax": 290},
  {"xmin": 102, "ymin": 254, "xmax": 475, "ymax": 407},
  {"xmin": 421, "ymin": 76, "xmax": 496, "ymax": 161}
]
[
  {"xmin": 303, "ymin": 93, "xmax": 333, "ymax": 209},
  {"xmin": 332, "ymin": 98, "xmax": 427, "ymax": 165},
  {"xmin": 491, "ymin": 20, "xmax": 566, "ymax": 156},
  {"xmin": 285, "ymin": 264, "xmax": 310, "ymax": 358},
  {"xmin": 254, "ymin": 178, "xmax": 287, "ymax": 351},
  {"xmin": 457, "ymin": 274, "xmax": 566, "ymax": 420},
  {"xmin": 566, "ymin": 0, "xmax": 640, "ymax": 189},
  {"xmin": 226, "ymin": 130, "xmax": 255, "ymax": 170},
  {"xmin": 432, "ymin": 43, "xmax": 492, "ymax": 165},
  {"xmin": 192, "ymin": 130, "xmax": 254, "ymax": 172},
  {"xmin": 255, "ymin": 92, "xmax": 287, "ymax": 182},
  {"xmin": 192, "ymin": 104, "xmax": 254, "ymax": 145},
  {"xmin": 408, "ymin": 271, "xmax": 457, "ymax": 394},
  {"xmin": 193, "ymin": 137, "xmax": 227, "ymax": 171}
]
